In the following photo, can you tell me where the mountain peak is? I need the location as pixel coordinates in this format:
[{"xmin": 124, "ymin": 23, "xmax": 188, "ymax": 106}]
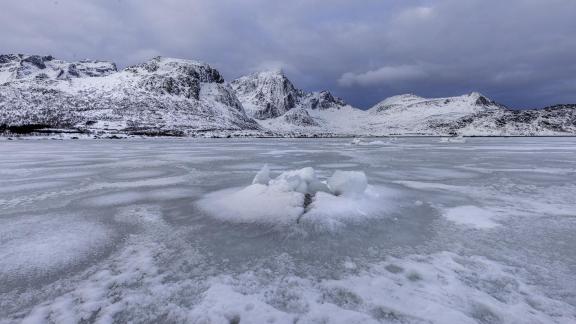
[
  {"xmin": 0, "ymin": 54, "xmax": 117, "ymax": 84},
  {"xmin": 243, "ymin": 69, "xmax": 288, "ymax": 81},
  {"xmin": 231, "ymin": 69, "xmax": 300, "ymax": 119},
  {"xmin": 125, "ymin": 56, "xmax": 224, "ymax": 85}
]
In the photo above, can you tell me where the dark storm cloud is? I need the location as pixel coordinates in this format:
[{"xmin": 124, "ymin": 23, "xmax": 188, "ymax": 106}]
[{"xmin": 1, "ymin": 0, "xmax": 575, "ymax": 108}]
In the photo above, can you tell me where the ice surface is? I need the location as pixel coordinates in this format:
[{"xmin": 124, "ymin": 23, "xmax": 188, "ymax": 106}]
[
  {"xmin": 1, "ymin": 138, "xmax": 575, "ymax": 323},
  {"xmin": 186, "ymin": 251, "xmax": 575, "ymax": 324}
]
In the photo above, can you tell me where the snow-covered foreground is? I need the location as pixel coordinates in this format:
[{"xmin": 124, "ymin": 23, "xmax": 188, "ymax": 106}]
[{"xmin": 1, "ymin": 138, "xmax": 575, "ymax": 323}]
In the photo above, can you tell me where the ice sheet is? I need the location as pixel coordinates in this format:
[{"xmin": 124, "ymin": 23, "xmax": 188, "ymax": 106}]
[{"xmin": 0, "ymin": 137, "xmax": 575, "ymax": 323}]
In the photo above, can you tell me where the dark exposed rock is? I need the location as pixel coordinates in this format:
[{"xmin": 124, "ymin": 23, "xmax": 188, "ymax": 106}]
[
  {"xmin": 282, "ymin": 108, "xmax": 319, "ymax": 126},
  {"xmin": 305, "ymin": 90, "xmax": 347, "ymax": 110},
  {"xmin": 0, "ymin": 54, "xmax": 20, "ymax": 64},
  {"xmin": 22, "ymin": 55, "xmax": 47, "ymax": 69}
]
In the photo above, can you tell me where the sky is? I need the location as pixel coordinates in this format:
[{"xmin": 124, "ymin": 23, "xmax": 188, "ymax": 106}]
[{"xmin": 1, "ymin": 0, "xmax": 575, "ymax": 109}]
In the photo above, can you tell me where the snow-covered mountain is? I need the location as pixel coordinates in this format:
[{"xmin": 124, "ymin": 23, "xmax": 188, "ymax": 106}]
[
  {"xmin": 234, "ymin": 71, "xmax": 575, "ymax": 136},
  {"xmin": 230, "ymin": 70, "xmax": 349, "ymax": 121},
  {"xmin": 231, "ymin": 69, "xmax": 358, "ymax": 133},
  {"xmin": 363, "ymin": 92, "xmax": 504, "ymax": 135},
  {"xmin": 1, "ymin": 54, "xmax": 575, "ymax": 137},
  {"xmin": 0, "ymin": 55, "xmax": 260, "ymax": 137},
  {"xmin": 360, "ymin": 92, "xmax": 575, "ymax": 136}
]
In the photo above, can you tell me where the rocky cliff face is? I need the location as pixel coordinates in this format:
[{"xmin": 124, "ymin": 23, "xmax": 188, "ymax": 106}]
[
  {"xmin": 230, "ymin": 70, "xmax": 348, "ymax": 128},
  {"xmin": 302, "ymin": 90, "xmax": 347, "ymax": 110},
  {"xmin": 0, "ymin": 55, "xmax": 260, "ymax": 136},
  {"xmin": 282, "ymin": 108, "xmax": 319, "ymax": 127},
  {"xmin": 231, "ymin": 70, "xmax": 302, "ymax": 119}
]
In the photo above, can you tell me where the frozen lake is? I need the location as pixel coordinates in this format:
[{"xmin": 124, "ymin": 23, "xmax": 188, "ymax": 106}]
[{"xmin": 1, "ymin": 138, "xmax": 575, "ymax": 323}]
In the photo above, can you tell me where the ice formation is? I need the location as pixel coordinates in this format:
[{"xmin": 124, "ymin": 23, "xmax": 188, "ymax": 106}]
[
  {"xmin": 198, "ymin": 166, "xmax": 392, "ymax": 230},
  {"xmin": 440, "ymin": 136, "xmax": 467, "ymax": 143},
  {"xmin": 327, "ymin": 170, "xmax": 367, "ymax": 196},
  {"xmin": 350, "ymin": 138, "xmax": 363, "ymax": 145},
  {"xmin": 349, "ymin": 138, "xmax": 389, "ymax": 146}
]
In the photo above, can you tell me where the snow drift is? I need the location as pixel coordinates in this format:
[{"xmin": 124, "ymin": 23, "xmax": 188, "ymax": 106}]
[{"xmin": 198, "ymin": 165, "xmax": 394, "ymax": 231}]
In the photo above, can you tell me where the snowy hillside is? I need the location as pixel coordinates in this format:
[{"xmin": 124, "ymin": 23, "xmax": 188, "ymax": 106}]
[
  {"xmin": 363, "ymin": 92, "xmax": 504, "ymax": 136},
  {"xmin": 362, "ymin": 92, "xmax": 575, "ymax": 136},
  {"xmin": 0, "ymin": 55, "xmax": 261, "ymax": 137}
]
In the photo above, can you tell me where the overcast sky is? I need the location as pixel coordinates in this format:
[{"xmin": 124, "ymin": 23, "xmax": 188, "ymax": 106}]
[{"xmin": 2, "ymin": 0, "xmax": 575, "ymax": 108}]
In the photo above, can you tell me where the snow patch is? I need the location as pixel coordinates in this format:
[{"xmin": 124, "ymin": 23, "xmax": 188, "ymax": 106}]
[
  {"xmin": 0, "ymin": 215, "xmax": 111, "ymax": 281},
  {"xmin": 444, "ymin": 205, "xmax": 500, "ymax": 229}
]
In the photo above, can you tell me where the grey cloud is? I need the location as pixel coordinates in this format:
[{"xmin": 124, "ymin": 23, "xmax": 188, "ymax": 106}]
[
  {"xmin": 338, "ymin": 65, "xmax": 428, "ymax": 87},
  {"xmin": 0, "ymin": 0, "xmax": 575, "ymax": 108}
]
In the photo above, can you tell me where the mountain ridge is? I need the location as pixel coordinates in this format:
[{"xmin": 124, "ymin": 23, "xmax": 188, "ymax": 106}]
[{"xmin": 1, "ymin": 54, "xmax": 575, "ymax": 137}]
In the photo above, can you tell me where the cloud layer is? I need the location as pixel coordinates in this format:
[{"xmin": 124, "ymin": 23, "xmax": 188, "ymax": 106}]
[{"xmin": 1, "ymin": 0, "xmax": 575, "ymax": 108}]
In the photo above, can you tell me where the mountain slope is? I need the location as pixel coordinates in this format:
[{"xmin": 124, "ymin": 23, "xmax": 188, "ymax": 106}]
[{"xmin": 0, "ymin": 55, "xmax": 261, "ymax": 136}]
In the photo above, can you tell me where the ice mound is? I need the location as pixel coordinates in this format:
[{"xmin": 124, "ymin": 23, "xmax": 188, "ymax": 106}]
[
  {"xmin": 440, "ymin": 136, "xmax": 467, "ymax": 143},
  {"xmin": 327, "ymin": 170, "xmax": 367, "ymax": 196},
  {"xmin": 350, "ymin": 138, "xmax": 363, "ymax": 145},
  {"xmin": 350, "ymin": 138, "xmax": 390, "ymax": 146},
  {"xmin": 198, "ymin": 166, "xmax": 393, "ymax": 230}
]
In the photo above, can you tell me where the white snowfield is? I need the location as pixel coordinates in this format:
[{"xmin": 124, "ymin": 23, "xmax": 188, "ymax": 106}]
[
  {"xmin": 1, "ymin": 54, "xmax": 575, "ymax": 137},
  {"xmin": 1, "ymin": 138, "xmax": 576, "ymax": 323}
]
